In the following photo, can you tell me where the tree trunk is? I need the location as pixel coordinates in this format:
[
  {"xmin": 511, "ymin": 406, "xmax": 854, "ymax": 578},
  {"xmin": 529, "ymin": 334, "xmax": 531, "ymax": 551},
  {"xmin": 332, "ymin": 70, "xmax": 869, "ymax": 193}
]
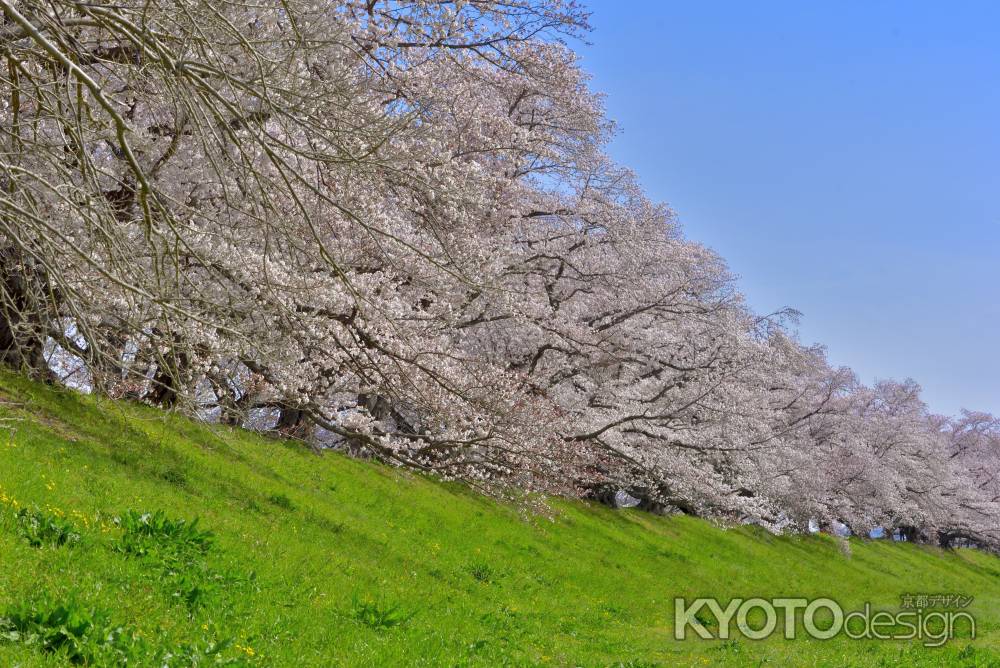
[
  {"xmin": 275, "ymin": 404, "xmax": 312, "ymax": 440},
  {"xmin": 0, "ymin": 245, "xmax": 52, "ymax": 378},
  {"xmin": 144, "ymin": 335, "xmax": 189, "ymax": 408},
  {"xmin": 894, "ymin": 525, "xmax": 924, "ymax": 543}
]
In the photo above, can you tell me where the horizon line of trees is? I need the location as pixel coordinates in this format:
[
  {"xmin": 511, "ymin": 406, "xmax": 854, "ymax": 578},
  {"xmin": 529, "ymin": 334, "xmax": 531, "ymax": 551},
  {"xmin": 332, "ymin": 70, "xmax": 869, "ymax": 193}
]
[{"xmin": 2, "ymin": 0, "xmax": 997, "ymax": 549}]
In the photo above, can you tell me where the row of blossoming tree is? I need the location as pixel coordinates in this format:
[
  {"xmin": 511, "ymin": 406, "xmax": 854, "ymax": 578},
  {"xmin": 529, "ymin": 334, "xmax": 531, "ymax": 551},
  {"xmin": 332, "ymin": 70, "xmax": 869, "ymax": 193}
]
[{"xmin": 2, "ymin": 0, "xmax": 997, "ymax": 547}]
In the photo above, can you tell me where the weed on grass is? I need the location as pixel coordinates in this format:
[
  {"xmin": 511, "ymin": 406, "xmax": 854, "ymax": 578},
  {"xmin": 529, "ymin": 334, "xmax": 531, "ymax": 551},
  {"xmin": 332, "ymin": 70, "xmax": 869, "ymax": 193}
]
[
  {"xmin": 112, "ymin": 509, "xmax": 213, "ymax": 557},
  {"xmin": 267, "ymin": 493, "xmax": 296, "ymax": 511},
  {"xmin": 111, "ymin": 510, "xmax": 232, "ymax": 612},
  {"xmin": 0, "ymin": 594, "xmax": 255, "ymax": 666},
  {"xmin": 468, "ymin": 561, "xmax": 501, "ymax": 584},
  {"xmin": 351, "ymin": 595, "xmax": 412, "ymax": 631},
  {"xmin": 0, "ymin": 595, "xmax": 143, "ymax": 665},
  {"xmin": 9, "ymin": 507, "xmax": 80, "ymax": 548}
]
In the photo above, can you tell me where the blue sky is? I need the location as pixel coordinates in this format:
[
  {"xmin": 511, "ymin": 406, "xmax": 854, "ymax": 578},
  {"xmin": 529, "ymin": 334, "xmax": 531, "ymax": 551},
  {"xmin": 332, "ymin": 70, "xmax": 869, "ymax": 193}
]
[{"xmin": 579, "ymin": 1, "xmax": 1000, "ymax": 416}]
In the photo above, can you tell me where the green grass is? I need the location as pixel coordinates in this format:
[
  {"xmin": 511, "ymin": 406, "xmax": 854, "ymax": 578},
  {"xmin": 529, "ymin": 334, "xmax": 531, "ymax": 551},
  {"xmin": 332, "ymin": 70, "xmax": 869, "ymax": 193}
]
[{"xmin": 0, "ymin": 370, "xmax": 999, "ymax": 667}]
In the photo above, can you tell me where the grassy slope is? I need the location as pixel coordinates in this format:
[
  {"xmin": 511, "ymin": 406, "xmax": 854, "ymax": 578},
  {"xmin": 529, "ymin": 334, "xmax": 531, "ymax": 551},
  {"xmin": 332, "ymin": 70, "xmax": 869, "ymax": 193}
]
[{"xmin": 0, "ymin": 371, "xmax": 999, "ymax": 667}]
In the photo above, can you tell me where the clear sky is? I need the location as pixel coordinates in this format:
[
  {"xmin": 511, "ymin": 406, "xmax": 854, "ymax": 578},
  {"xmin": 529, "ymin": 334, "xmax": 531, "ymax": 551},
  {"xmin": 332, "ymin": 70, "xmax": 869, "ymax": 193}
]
[{"xmin": 578, "ymin": 1, "xmax": 1000, "ymax": 416}]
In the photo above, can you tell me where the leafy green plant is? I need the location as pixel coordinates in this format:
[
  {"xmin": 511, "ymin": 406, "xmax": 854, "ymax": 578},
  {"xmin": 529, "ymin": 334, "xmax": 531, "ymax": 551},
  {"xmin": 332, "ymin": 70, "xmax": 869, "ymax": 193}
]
[
  {"xmin": 11, "ymin": 507, "xmax": 80, "ymax": 548},
  {"xmin": 0, "ymin": 594, "xmax": 253, "ymax": 666},
  {"xmin": 468, "ymin": 561, "xmax": 499, "ymax": 584},
  {"xmin": 111, "ymin": 510, "xmax": 225, "ymax": 611},
  {"xmin": 350, "ymin": 595, "xmax": 412, "ymax": 631},
  {"xmin": 0, "ymin": 595, "xmax": 144, "ymax": 665},
  {"xmin": 478, "ymin": 605, "xmax": 524, "ymax": 638},
  {"xmin": 171, "ymin": 569, "xmax": 217, "ymax": 611},
  {"xmin": 113, "ymin": 510, "xmax": 213, "ymax": 557},
  {"xmin": 160, "ymin": 468, "xmax": 189, "ymax": 487},
  {"xmin": 694, "ymin": 609, "xmax": 717, "ymax": 630},
  {"xmin": 267, "ymin": 493, "xmax": 296, "ymax": 511},
  {"xmin": 712, "ymin": 639, "xmax": 743, "ymax": 655},
  {"xmin": 155, "ymin": 635, "xmax": 252, "ymax": 667}
]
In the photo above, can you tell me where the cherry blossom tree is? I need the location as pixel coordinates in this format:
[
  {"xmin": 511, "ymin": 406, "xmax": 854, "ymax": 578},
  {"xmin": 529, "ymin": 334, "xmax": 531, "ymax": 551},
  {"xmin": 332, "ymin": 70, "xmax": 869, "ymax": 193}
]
[{"xmin": 1, "ymin": 0, "xmax": 997, "ymax": 547}]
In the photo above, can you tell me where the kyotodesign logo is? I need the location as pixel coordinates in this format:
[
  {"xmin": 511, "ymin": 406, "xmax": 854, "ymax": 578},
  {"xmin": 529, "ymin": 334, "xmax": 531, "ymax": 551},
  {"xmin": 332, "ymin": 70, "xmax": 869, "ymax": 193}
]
[{"xmin": 673, "ymin": 595, "xmax": 975, "ymax": 647}]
